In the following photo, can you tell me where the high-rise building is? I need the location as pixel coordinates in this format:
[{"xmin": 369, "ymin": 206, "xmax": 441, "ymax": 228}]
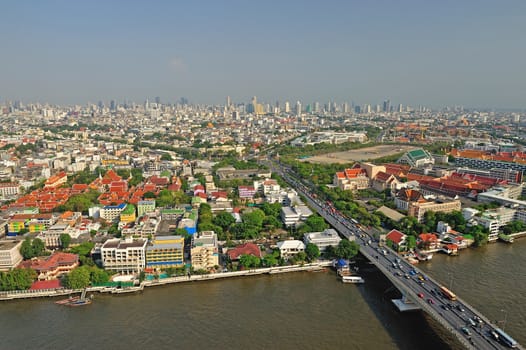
[
  {"xmin": 284, "ymin": 101, "xmax": 290, "ymax": 113},
  {"xmin": 383, "ymin": 99, "xmax": 390, "ymax": 113},
  {"xmin": 226, "ymin": 96, "xmax": 231, "ymax": 108},
  {"xmin": 155, "ymin": 96, "xmax": 161, "ymax": 105},
  {"xmin": 295, "ymin": 101, "xmax": 302, "ymax": 116}
]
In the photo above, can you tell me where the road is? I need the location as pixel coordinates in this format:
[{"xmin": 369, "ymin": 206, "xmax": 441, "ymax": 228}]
[{"xmin": 270, "ymin": 160, "xmax": 520, "ymax": 350}]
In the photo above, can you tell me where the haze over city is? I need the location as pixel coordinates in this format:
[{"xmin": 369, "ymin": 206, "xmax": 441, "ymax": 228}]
[{"xmin": 1, "ymin": 0, "xmax": 525, "ymax": 109}]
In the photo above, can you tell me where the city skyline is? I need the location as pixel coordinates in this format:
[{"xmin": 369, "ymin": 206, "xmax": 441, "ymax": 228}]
[{"xmin": 1, "ymin": 0, "xmax": 525, "ymax": 109}]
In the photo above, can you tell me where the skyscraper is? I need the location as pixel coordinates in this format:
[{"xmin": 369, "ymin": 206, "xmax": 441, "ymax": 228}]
[
  {"xmin": 295, "ymin": 101, "xmax": 302, "ymax": 116},
  {"xmin": 383, "ymin": 99, "xmax": 390, "ymax": 113}
]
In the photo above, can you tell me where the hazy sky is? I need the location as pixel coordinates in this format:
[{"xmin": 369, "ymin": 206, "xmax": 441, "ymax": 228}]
[{"xmin": 1, "ymin": 0, "xmax": 525, "ymax": 108}]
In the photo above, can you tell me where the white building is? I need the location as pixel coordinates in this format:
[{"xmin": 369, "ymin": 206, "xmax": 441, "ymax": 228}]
[
  {"xmin": 100, "ymin": 203, "xmax": 127, "ymax": 222},
  {"xmin": 0, "ymin": 240, "xmax": 23, "ymax": 271},
  {"xmin": 281, "ymin": 207, "xmax": 300, "ymax": 227},
  {"xmin": 303, "ymin": 228, "xmax": 342, "ymax": 252},
  {"xmin": 101, "ymin": 238, "xmax": 147, "ymax": 274},
  {"xmin": 191, "ymin": 231, "xmax": 219, "ymax": 271},
  {"xmin": 277, "ymin": 240, "xmax": 305, "ymax": 259}
]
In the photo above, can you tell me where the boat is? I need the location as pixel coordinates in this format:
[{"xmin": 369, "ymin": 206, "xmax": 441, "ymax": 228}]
[
  {"xmin": 55, "ymin": 296, "xmax": 80, "ymax": 305},
  {"xmin": 57, "ymin": 289, "xmax": 92, "ymax": 306},
  {"xmin": 341, "ymin": 275, "xmax": 365, "ymax": 284},
  {"xmin": 66, "ymin": 298, "xmax": 92, "ymax": 306}
]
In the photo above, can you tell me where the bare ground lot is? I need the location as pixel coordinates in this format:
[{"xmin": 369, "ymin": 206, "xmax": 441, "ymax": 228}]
[{"xmin": 300, "ymin": 145, "xmax": 418, "ymax": 164}]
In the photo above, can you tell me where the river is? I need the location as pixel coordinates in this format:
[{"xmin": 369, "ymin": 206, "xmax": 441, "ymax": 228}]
[{"xmin": 0, "ymin": 240, "xmax": 523, "ymax": 349}]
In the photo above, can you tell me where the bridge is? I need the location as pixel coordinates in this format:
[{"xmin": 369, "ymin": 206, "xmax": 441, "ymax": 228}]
[{"xmin": 272, "ymin": 162, "xmax": 522, "ymax": 350}]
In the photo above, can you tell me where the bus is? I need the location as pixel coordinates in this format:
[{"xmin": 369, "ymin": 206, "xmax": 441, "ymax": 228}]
[
  {"xmin": 439, "ymin": 286, "xmax": 457, "ymax": 301},
  {"xmin": 494, "ymin": 328, "xmax": 517, "ymax": 348}
]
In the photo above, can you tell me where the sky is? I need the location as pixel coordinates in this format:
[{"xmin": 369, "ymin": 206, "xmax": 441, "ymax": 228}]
[{"xmin": 1, "ymin": 0, "xmax": 525, "ymax": 109}]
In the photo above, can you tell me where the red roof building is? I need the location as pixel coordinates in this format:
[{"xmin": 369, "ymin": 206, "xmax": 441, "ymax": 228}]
[
  {"xmin": 29, "ymin": 279, "xmax": 62, "ymax": 290},
  {"xmin": 227, "ymin": 243, "xmax": 262, "ymax": 261},
  {"xmin": 20, "ymin": 252, "xmax": 79, "ymax": 280}
]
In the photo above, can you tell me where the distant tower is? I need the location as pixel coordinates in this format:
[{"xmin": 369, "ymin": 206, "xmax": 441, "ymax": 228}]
[
  {"xmin": 284, "ymin": 101, "xmax": 290, "ymax": 113},
  {"xmin": 226, "ymin": 96, "xmax": 231, "ymax": 108},
  {"xmin": 155, "ymin": 96, "xmax": 161, "ymax": 105},
  {"xmin": 295, "ymin": 101, "xmax": 302, "ymax": 117},
  {"xmin": 383, "ymin": 99, "xmax": 390, "ymax": 113}
]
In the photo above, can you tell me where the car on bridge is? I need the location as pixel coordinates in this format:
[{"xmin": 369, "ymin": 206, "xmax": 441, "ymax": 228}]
[
  {"xmin": 461, "ymin": 326, "xmax": 471, "ymax": 336},
  {"xmin": 418, "ymin": 293, "xmax": 424, "ymax": 298}
]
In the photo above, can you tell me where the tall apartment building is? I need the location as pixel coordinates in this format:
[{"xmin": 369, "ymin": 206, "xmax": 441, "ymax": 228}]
[
  {"xmin": 191, "ymin": 231, "xmax": 219, "ymax": 271},
  {"xmin": 100, "ymin": 203, "xmax": 127, "ymax": 222},
  {"xmin": 101, "ymin": 238, "xmax": 147, "ymax": 274},
  {"xmin": 146, "ymin": 235, "xmax": 184, "ymax": 270},
  {"xmin": 0, "ymin": 240, "xmax": 23, "ymax": 271}
]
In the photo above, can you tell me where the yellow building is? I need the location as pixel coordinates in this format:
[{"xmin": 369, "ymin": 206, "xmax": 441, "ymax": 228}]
[
  {"xmin": 120, "ymin": 204, "xmax": 136, "ymax": 223},
  {"xmin": 146, "ymin": 235, "xmax": 185, "ymax": 269}
]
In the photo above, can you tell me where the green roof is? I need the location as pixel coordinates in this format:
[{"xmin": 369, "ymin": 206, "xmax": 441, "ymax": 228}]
[
  {"xmin": 122, "ymin": 204, "xmax": 136, "ymax": 215},
  {"xmin": 407, "ymin": 149, "xmax": 428, "ymax": 160}
]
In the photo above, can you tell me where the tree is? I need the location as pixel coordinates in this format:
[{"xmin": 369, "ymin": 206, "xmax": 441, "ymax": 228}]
[
  {"xmin": 20, "ymin": 238, "xmax": 33, "ymax": 259},
  {"xmin": 239, "ymin": 254, "xmax": 261, "ymax": 268},
  {"xmin": 20, "ymin": 238, "xmax": 45, "ymax": 259},
  {"xmin": 90, "ymin": 268, "xmax": 110, "ymax": 285},
  {"xmin": 0, "ymin": 268, "xmax": 36, "ymax": 291},
  {"xmin": 60, "ymin": 234, "xmax": 71, "ymax": 249},
  {"xmin": 262, "ymin": 251, "xmax": 279, "ymax": 267},
  {"xmin": 335, "ymin": 239, "xmax": 359, "ymax": 260},
  {"xmin": 406, "ymin": 235, "xmax": 417, "ymax": 250},
  {"xmin": 304, "ymin": 215, "xmax": 328, "ymax": 232},
  {"xmin": 305, "ymin": 243, "xmax": 320, "ymax": 262},
  {"xmin": 69, "ymin": 242, "xmax": 95, "ymax": 257},
  {"xmin": 160, "ymin": 153, "xmax": 173, "ymax": 161},
  {"xmin": 241, "ymin": 209, "xmax": 265, "ymax": 228},
  {"xmin": 65, "ymin": 266, "xmax": 91, "ymax": 289},
  {"xmin": 213, "ymin": 211, "xmax": 236, "ymax": 231}
]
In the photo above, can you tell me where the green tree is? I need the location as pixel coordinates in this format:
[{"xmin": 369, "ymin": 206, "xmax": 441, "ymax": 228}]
[
  {"xmin": 20, "ymin": 238, "xmax": 33, "ymax": 259},
  {"xmin": 262, "ymin": 251, "xmax": 279, "ymax": 267},
  {"xmin": 335, "ymin": 239, "xmax": 359, "ymax": 260},
  {"xmin": 239, "ymin": 254, "xmax": 261, "ymax": 268},
  {"xmin": 241, "ymin": 209, "xmax": 265, "ymax": 228},
  {"xmin": 90, "ymin": 268, "xmax": 110, "ymax": 285},
  {"xmin": 305, "ymin": 243, "xmax": 320, "ymax": 262},
  {"xmin": 65, "ymin": 266, "xmax": 91, "ymax": 289},
  {"xmin": 406, "ymin": 235, "xmax": 417, "ymax": 250},
  {"xmin": 304, "ymin": 215, "xmax": 328, "ymax": 232},
  {"xmin": 213, "ymin": 211, "xmax": 236, "ymax": 231},
  {"xmin": 160, "ymin": 153, "xmax": 173, "ymax": 161},
  {"xmin": 59, "ymin": 234, "xmax": 71, "ymax": 249},
  {"xmin": 68, "ymin": 242, "xmax": 95, "ymax": 257}
]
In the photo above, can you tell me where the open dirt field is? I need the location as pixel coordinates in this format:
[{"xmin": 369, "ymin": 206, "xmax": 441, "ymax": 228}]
[{"xmin": 300, "ymin": 144, "xmax": 418, "ymax": 164}]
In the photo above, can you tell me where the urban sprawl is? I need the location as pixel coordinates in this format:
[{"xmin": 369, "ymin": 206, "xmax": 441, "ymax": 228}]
[{"xmin": 0, "ymin": 97, "xmax": 525, "ymax": 296}]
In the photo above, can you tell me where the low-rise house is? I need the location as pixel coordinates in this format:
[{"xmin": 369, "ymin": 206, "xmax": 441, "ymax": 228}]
[
  {"xmin": 303, "ymin": 228, "xmax": 341, "ymax": 252},
  {"xmin": 385, "ymin": 229, "xmax": 407, "ymax": 251},
  {"xmin": 277, "ymin": 240, "xmax": 305, "ymax": 259},
  {"xmin": 226, "ymin": 243, "xmax": 262, "ymax": 261},
  {"xmin": 19, "ymin": 252, "xmax": 78, "ymax": 280}
]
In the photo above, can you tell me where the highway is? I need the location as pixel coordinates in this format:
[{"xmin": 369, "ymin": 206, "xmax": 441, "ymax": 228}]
[{"xmin": 271, "ymin": 161, "xmax": 521, "ymax": 350}]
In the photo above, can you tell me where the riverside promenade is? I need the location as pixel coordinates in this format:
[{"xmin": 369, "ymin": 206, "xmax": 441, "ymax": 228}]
[{"xmin": 0, "ymin": 261, "xmax": 332, "ymax": 301}]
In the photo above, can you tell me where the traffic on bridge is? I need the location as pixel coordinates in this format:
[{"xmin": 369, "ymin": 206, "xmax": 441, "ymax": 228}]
[{"xmin": 271, "ymin": 160, "xmax": 520, "ymax": 350}]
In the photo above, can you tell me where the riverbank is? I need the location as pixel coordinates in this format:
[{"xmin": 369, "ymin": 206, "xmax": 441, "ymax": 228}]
[{"xmin": 0, "ymin": 261, "xmax": 333, "ymax": 301}]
